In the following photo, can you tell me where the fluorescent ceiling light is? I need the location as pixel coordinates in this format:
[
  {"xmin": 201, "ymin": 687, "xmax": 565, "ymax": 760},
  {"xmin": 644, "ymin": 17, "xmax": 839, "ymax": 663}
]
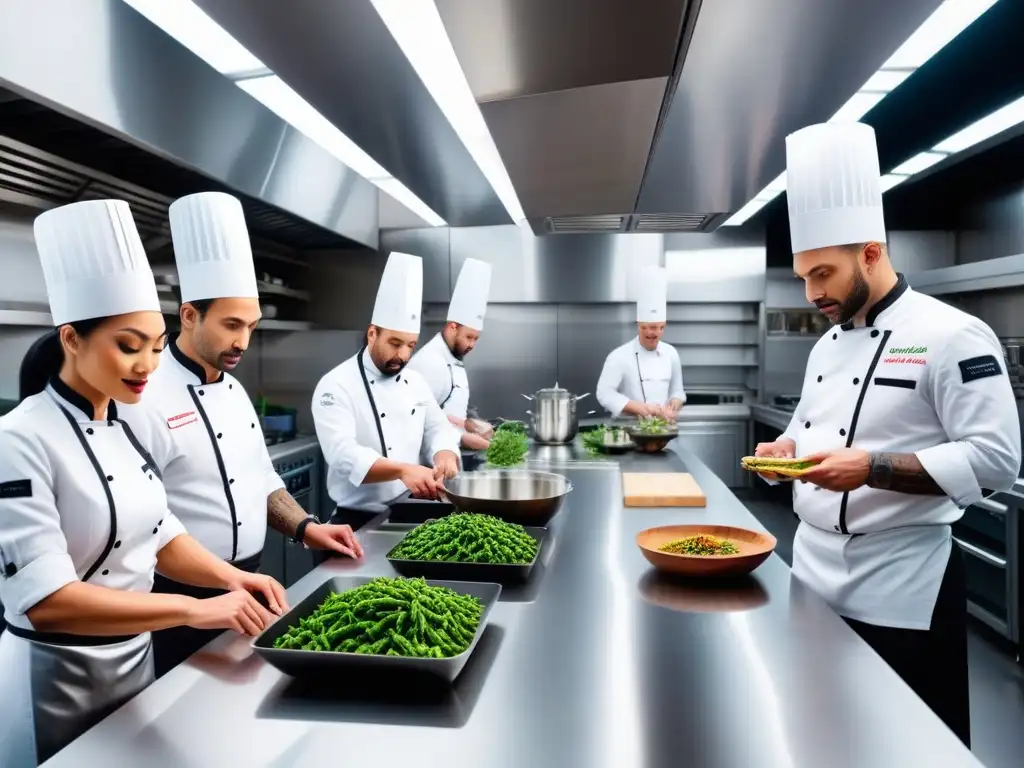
[
  {"xmin": 119, "ymin": 0, "xmax": 445, "ymax": 227},
  {"xmin": 879, "ymin": 174, "xmax": 909, "ymax": 192},
  {"xmin": 369, "ymin": 0, "xmax": 527, "ymax": 225},
  {"xmin": 890, "ymin": 150, "xmax": 948, "ymax": 175},
  {"xmin": 722, "ymin": 0, "xmax": 998, "ymax": 227}
]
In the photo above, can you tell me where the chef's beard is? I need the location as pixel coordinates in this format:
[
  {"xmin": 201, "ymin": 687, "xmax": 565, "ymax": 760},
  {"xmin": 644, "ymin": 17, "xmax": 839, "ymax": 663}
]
[
  {"xmin": 368, "ymin": 342, "xmax": 407, "ymax": 377},
  {"xmin": 816, "ymin": 267, "xmax": 871, "ymax": 325},
  {"xmin": 446, "ymin": 338, "xmax": 469, "ymax": 361},
  {"xmin": 198, "ymin": 337, "xmax": 244, "ymax": 371}
]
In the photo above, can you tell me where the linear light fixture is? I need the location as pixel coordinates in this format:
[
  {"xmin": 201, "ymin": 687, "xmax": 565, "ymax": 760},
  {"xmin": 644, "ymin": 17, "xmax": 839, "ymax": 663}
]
[
  {"xmin": 879, "ymin": 94, "xmax": 1024, "ymax": 192},
  {"xmin": 369, "ymin": 0, "xmax": 527, "ymax": 225},
  {"xmin": 722, "ymin": 0, "xmax": 999, "ymax": 226},
  {"xmin": 119, "ymin": 0, "xmax": 446, "ymax": 227}
]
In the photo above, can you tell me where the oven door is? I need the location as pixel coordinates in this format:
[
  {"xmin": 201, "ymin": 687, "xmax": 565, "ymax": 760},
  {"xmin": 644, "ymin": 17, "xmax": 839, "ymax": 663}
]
[{"xmin": 282, "ymin": 461, "xmax": 321, "ymax": 587}]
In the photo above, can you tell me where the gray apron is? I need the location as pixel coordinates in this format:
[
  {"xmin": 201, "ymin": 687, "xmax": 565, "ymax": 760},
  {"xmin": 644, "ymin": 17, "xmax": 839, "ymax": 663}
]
[{"xmin": 0, "ymin": 626, "xmax": 153, "ymax": 765}]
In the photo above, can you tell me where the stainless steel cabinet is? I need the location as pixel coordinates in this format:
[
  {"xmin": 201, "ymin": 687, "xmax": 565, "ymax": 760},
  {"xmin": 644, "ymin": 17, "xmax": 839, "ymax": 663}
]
[{"xmin": 674, "ymin": 420, "xmax": 747, "ymax": 488}]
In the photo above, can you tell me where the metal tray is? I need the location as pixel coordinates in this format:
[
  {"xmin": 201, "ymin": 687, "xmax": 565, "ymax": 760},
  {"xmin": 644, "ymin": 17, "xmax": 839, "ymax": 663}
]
[
  {"xmin": 386, "ymin": 526, "xmax": 547, "ymax": 584},
  {"xmin": 252, "ymin": 576, "xmax": 501, "ymax": 683},
  {"xmin": 386, "ymin": 491, "xmax": 456, "ymax": 524}
]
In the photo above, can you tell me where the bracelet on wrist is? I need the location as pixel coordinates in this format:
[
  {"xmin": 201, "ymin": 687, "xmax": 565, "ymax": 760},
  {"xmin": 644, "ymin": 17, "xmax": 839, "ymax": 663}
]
[{"xmin": 293, "ymin": 515, "xmax": 317, "ymax": 545}]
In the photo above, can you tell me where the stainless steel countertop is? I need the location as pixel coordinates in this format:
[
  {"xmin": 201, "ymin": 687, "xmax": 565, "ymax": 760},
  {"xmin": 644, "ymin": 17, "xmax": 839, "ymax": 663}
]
[
  {"xmin": 749, "ymin": 403, "xmax": 795, "ymax": 432},
  {"xmin": 267, "ymin": 434, "xmax": 320, "ymax": 461},
  {"xmin": 581, "ymin": 404, "xmax": 751, "ymax": 425},
  {"xmin": 44, "ymin": 446, "xmax": 981, "ymax": 768}
]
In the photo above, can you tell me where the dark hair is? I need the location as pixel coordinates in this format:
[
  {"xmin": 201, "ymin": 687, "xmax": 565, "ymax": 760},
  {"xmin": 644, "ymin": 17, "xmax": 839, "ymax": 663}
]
[
  {"xmin": 19, "ymin": 319, "xmax": 106, "ymax": 401},
  {"xmin": 183, "ymin": 298, "xmax": 216, "ymax": 319}
]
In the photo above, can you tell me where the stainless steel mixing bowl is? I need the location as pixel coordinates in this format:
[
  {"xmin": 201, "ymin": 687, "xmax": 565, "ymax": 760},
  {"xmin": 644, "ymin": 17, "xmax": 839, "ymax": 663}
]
[{"xmin": 442, "ymin": 470, "xmax": 573, "ymax": 526}]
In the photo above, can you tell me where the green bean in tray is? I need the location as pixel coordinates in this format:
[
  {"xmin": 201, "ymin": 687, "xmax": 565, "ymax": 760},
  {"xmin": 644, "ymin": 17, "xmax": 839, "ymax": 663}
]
[
  {"xmin": 272, "ymin": 576, "xmax": 483, "ymax": 658},
  {"xmin": 390, "ymin": 513, "xmax": 539, "ymax": 564},
  {"xmin": 486, "ymin": 428, "xmax": 529, "ymax": 467}
]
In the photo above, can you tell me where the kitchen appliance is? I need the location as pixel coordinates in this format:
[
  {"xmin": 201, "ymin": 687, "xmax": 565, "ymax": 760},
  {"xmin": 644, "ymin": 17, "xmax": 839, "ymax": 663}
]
[
  {"xmin": 999, "ymin": 339, "xmax": 1024, "ymax": 478},
  {"xmin": 522, "ymin": 383, "xmax": 594, "ymax": 444},
  {"xmin": 261, "ymin": 440, "xmax": 323, "ymax": 588},
  {"xmin": 442, "ymin": 470, "xmax": 573, "ymax": 526}
]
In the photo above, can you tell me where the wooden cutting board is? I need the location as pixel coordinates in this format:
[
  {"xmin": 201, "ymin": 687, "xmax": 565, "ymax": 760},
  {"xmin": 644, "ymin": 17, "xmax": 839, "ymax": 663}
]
[{"xmin": 622, "ymin": 472, "xmax": 707, "ymax": 507}]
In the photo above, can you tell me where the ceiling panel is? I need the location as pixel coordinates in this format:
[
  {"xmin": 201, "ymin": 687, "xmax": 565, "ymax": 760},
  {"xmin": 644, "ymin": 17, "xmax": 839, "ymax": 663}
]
[
  {"xmin": 435, "ymin": 0, "xmax": 687, "ymax": 102},
  {"xmin": 481, "ymin": 77, "xmax": 667, "ymax": 219}
]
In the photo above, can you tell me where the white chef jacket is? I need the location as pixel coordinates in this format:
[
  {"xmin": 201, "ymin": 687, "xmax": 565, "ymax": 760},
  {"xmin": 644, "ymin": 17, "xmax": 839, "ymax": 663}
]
[
  {"xmin": 596, "ymin": 338, "xmax": 686, "ymax": 418},
  {"xmin": 0, "ymin": 379, "xmax": 186, "ymax": 631},
  {"xmin": 780, "ymin": 276, "xmax": 1020, "ymax": 629},
  {"xmin": 118, "ymin": 337, "xmax": 284, "ymax": 563},
  {"xmin": 311, "ymin": 348, "xmax": 461, "ymax": 511},
  {"xmin": 407, "ymin": 333, "xmax": 470, "ymax": 421}
]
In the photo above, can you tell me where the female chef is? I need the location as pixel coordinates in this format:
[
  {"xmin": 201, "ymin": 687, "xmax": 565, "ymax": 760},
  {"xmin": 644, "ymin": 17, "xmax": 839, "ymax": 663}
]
[{"xmin": 0, "ymin": 200, "xmax": 288, "ymax": 766}]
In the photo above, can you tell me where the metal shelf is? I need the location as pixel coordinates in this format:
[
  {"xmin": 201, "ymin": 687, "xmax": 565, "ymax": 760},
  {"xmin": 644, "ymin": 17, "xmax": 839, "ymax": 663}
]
[
  {"xmin": 0, "ymin": 308, "xmax": 51, "ymax": 326},
  {"xmin": 910, "ymin": 253, "xmax": 1024, "ymax": 296},
  {"xmin": 257, "ymin": 281, "xmax": 309, "ymax": 301}
]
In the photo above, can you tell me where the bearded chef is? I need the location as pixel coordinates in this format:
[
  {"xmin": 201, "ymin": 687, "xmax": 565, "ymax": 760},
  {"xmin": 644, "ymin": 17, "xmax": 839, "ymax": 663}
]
[
  {"xmin": 118, "ymin": 192, "xmax": 362, "ymax": 678},
  {"xmin": 754, "ymin": 121, "xmax": 1020, "ymax": 747},
  {"xmin": 408, "ymin": 257, "xmax": 493, "ymax": 450},
  {"xmin": 596, "ymin": 266, "xmax": 686, "ymax": 420},
  {"xmin": 311, "ymin": 252, "xmax": 461, "ymax": 532}
]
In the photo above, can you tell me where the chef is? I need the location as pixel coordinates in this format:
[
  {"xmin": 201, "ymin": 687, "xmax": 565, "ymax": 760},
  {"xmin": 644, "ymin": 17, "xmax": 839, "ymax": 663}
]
[
  {"xmin": 754, "ymin": 121, "xmax": 1021, "ymax": 746},
  {"xmin": 596, "ymin": 266, "xmax": 686, "ymax": 420},
  {"xmin": 118, "ymin": 191, "xmax": 363, "ymax": 678},
  {"xmin": 311, "ymin": 252, "xmax": 461, "ymax": 531},
  {"xmin": 408, "ymin": 257, "xmax": 493, "ymax": 450},
  {"xmin": 0, "ymin": 200, "xmax": 283, "ymax": 767}
]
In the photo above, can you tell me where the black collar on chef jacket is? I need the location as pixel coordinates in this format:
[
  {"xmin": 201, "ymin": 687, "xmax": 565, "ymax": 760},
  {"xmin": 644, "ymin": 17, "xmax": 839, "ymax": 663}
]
[
  {"xmin": 49, "ymin": 375, "xmax": 118, "ymax": 421},
  {"xmin": 169, "ymin": 332, "xmax": 225, "ymax": 385},
  {"xmin": 839, "ymin": 273, "xmax": 909, "ymax": 332}
]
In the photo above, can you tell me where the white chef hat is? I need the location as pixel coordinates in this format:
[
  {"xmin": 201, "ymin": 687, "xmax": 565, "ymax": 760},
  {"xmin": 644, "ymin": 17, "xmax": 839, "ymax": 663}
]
[
  {"xmin": 636, "ymin": 265, "xmax": 667, "ymax": 323},
  {"xmin": 371, "ymin": 252, "xmax": 423, "ymax": 334},
  {"xmin": 33, "ymin": 200, "xmax": 161, "ymax": 326},
  {"xmin": 169, "ymin": 192, "xmax": 259, "ymax": 303},
  {"xmin": 786, "ymin": 122, "xmax": 887, "ymax": 253},
  {"xmin": 448, "ymin": 258, "xmax": 492, "ymax": 331}
]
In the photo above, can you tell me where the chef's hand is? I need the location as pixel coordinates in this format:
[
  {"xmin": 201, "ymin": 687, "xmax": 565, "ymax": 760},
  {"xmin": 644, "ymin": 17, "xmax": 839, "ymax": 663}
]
[
  {"xmin": 186, "ymin": 590, "xmax": 276, "ymax": 637},
  {"xmin": 664, "ymin": 400, "xmax": 683, "ymax": 422},
  {"xmin": 639, "ymin": 403, "xmax": 665, "ymax": 419},
  {"xmin": 225, "ymin": 570, "xmax": 288, "ymax": 617},
  {"xmin": 461, "ymin": 432, "xmax": 491, "ymax": 451},
  {"xmin": 799, "ymin": 448, "xmax": 870, "ymax": 492},
  {"xmin": 400, "ymin": 464, "xmax": 445, "ymax": 500},
  {"xmin": 754, "ymin": 438, "xmax": 797, "ymax": 482},
  {"xmin": 432, "ymin": 450, "xmax": 460, "ymax": 481},
  {"xmin": 303, "ymin": 522, "xmax": 364, "ymax": 559}
]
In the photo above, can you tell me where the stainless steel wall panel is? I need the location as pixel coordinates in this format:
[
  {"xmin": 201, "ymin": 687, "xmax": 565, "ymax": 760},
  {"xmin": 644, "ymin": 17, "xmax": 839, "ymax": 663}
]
[
  {"xmin": 677, "ymin": 346, "xmax": 758, "ymax": 368},
  {"xmin": 888, "ymin": 231, "xmax": 957, "ymax": 273},
  {"xmin": 0, "ymin": 0, "xmax": 379, "ymax": 248},
  {"xmin": 306, "ymin": 249, "xmax": 386, "ymax": 331},
  {"xmin": 555, "ymin": 304, "xmax": 636, "ymax": 408},
  {"xmin": 662, "ymin": 322, "xmax": 759, "ymax": 347},
  {"xmin": 380, "ymin": 228, "xmax": 452, "ymax": 303},
  {"xmin": 957, "ymin": 184, "xmax": 1024, "ymax": 264}
]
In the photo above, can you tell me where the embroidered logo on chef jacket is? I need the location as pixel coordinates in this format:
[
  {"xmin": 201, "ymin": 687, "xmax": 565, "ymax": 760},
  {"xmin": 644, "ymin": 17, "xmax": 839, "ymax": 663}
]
[
  {"xmin": 882, "ymin": 345, "xmax": 929, "ymax": 366},
  {"xmin": 0, "ymin": 479, "xmax": 32, "ymax": 498},
  {"xmin": 167, "ymin": 410, "xmax": 199, "ymax": 430},
  {"xmin": 959, "ymin": 354, "xmax": 1003, "ymax": 383},
  {"xmin": 320, "ymin": 392, "xmax": 336, "ymax": 408}
]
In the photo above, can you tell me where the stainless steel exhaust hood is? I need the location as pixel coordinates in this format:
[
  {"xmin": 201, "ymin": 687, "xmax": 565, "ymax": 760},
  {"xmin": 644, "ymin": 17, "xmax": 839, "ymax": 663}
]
[{"xmin": 0, "ymin": 0, "xmax": 379, "ymax": 250}]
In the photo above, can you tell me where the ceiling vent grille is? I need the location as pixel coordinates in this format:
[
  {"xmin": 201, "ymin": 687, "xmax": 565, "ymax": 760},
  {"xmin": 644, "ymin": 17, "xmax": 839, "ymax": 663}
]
[
  {"xmin": 632, "ymin": 213, "xmax": 707, "ymax": 232},
  {"xmin": 545, "ymin": 214, "xmax": 627, "ymax": 233}
]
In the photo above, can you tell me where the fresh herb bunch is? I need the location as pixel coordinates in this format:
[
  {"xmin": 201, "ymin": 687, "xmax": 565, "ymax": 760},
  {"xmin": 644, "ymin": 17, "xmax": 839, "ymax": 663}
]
[
  {"xmin": 272, "ymin": 576, "xmax": 483, "ymax": 657},
  {"xmin": 659, "ymin": 535, "xmax": 739, "ymax": 556},
  {"xmin": 581, "ymin": 425, "xmax": 630, "ymax": 456},
  {"xmin": 495, "ymin": 420, "xmax": 527, "ymax": 435},
  {"xmin": 486, "ymin": 428, "xmax": 529, "ymax": 467},
  {"xmin": 635, "ymin": 416, "xmax": 672, "ymax": 434},
  {"xmin": 389, "ymin": 513, "xmax": 538, "ymax": 564}
]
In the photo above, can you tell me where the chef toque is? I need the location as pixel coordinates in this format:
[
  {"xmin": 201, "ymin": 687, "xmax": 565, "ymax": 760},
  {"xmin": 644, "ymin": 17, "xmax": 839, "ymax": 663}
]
[
  {"xmin": 170, "ymin": 192, "xmax": 259, "ymax": 303},
  {"xmin": 448, "ymin": 258, "xmax": 492, "ymax": 331},
  {"xmin": 786, "ymin": 122, "xmax": 887, "ymax": 253},
  {"xmin": 371, "ymin": 252, "xmax": 423, "ymax": 334},
  {"xmin": 636, "ymin": 266, "xmax": 668, "ymax": 323},
  {"xmin": 33, "ymin": 200, "xmax": 162, "ymax": 326}
]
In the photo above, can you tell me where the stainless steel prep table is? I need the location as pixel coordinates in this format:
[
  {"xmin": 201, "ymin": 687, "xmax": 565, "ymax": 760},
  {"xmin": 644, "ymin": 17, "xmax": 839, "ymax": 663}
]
[{"xmin": 44, "ymin": 446, "xmax": 982, "ymax": 768}]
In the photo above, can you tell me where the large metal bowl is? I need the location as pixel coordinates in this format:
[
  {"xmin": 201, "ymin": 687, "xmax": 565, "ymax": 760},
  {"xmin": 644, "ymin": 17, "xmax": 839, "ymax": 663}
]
[{"xmin": 442, "ymin": 470, "xmax": 573, "ymax": 526}]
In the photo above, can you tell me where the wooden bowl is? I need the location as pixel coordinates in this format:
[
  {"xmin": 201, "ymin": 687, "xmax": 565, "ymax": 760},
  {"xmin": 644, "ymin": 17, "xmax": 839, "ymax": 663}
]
[
  {"xmin": 637, "ymin": 570, "xmax": 769, "ymax": 613},
  {"xmin": 636, "ymin": 524, "xmax": 776, "ymax": 577}
]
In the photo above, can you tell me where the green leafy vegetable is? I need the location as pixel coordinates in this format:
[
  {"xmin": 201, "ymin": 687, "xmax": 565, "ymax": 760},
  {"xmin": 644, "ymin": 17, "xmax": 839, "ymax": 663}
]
[
  {"xmin": 635, "ymin": 416, "xmax": 672, "ymax": 435},
  {"xmin": 660, "ymin": 535, "xmax": 739, "ymax": 556},
  {"xmin": 272, "ymin": 576, "xmax": 483, "ymax": 657},
  {"xmin": 389, "ymin": 513, "xmax": 538, "ymax": 564},
  {"xmin": 486, "ymin": 428, "xmax": 529, "ymax": 467},
  {"xmin": 581, "ymin": 425, "xmax": 631, "ymax": 456},
  {"xmin": 495, "ymin": 420, "xmax": 527, "ymax": 435}
]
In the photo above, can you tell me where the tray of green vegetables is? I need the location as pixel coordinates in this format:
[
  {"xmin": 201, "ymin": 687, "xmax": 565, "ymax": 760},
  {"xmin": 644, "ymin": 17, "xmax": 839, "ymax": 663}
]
[
  {"xmin": 254, "ymin": 575, "xmax": 500, "ymax": 682},
  {"xmin": 386, "ymin": 513, "xmax": 546, "ymax": 583}
]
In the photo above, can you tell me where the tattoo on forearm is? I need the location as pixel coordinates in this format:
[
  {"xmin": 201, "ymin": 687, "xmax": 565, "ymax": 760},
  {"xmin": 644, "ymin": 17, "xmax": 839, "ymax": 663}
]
[
  {"xmin": 267, "ymin": 489, "xmax": 309, "ymax": 536},
  {"xmin": 866, "ymin": 452, "xmax": 945, "ymax": 495}
]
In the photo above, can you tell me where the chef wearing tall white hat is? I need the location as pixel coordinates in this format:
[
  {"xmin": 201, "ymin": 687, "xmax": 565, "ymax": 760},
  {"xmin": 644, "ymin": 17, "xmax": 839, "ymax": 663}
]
[
  {"xmin": 596, "ymin": 265, "xmax": 686, "ymax": 420},
  {"xmin": 408, "ymin": 257, "xmax": 493, "ymax": 450},
  {"xmin": 753, "ymin": 122, "xmax": 1020, "ymax": 746},
  {"xmin": 311, "ymin": 252, "xmax": 461, "ymax": 531},
  {"xmin": 0, "ymin": 200, "xmax": 283, "ymax": 766},
  {"xmin": 118, "ymin": 191, "xmax": 360, "ymax": 678}
]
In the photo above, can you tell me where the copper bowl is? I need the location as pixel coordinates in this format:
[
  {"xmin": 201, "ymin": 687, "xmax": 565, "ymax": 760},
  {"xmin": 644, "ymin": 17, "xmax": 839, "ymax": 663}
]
[{"xmin": 636, "ymin": 524, "xmax": 776, "ymax": 577}]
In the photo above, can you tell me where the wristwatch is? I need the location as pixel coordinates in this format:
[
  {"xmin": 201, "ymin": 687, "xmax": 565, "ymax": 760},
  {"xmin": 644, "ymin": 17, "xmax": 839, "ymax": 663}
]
[
  {"xmin": 867, "ymin": 453, "xmax": 893, "ymax": 490},
  {"xmin": 293, "ymin": 515, "xmax": 317, "ymax": 547}
]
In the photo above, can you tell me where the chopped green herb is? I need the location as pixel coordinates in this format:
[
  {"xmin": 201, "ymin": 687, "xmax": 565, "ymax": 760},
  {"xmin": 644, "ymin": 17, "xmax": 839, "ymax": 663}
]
[
  {"xmin": 486, "ymin": 428, "xmax": 529, "ymax": 467},
  {"xmin": 389, "ymin": 513, "xmax": 538, "ymax": 564},
  {"xmin": 659, "ymin": 535, "xmax": 739, "ymax": 556}
]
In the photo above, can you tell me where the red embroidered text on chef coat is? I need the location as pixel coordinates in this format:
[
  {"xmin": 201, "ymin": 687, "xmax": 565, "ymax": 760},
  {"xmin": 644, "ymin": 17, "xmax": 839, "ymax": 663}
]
[{"xmin": 166, "ymin": 411, "xmax": 198, "ymax": 430}]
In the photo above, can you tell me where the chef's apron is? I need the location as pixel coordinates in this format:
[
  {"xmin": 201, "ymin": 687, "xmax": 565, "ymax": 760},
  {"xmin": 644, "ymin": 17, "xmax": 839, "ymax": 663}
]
[
  {"xmin": 635, "ymin": 350, "xmax": 671, "ymax": 405},
  {"xmin": 0, "ymin": 629, "xmax": 152, "ymax": 765},
  {"xmin": 148, "ymin": 550, "xmax": 262, "ymax": 679}
]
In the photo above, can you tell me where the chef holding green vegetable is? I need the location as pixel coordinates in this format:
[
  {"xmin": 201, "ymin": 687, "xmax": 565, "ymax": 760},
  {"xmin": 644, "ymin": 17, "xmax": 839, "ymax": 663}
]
[
  {"xmin": 408, "ymin": 257, "xmax": 493, "ymax": 451},
  {"xmin": 596, "ymin": 266, "xmax": 686, "ymax": 421},
  {"xmin": 311, "ymin": 252, "xmax": 461, "ymax": 531}
]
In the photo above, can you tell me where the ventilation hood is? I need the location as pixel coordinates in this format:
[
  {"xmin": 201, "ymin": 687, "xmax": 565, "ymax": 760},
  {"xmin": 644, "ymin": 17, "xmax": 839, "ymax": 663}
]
[{"xmin": 0, "ymin": 0, "xmax": 379, "ymax": 250}]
